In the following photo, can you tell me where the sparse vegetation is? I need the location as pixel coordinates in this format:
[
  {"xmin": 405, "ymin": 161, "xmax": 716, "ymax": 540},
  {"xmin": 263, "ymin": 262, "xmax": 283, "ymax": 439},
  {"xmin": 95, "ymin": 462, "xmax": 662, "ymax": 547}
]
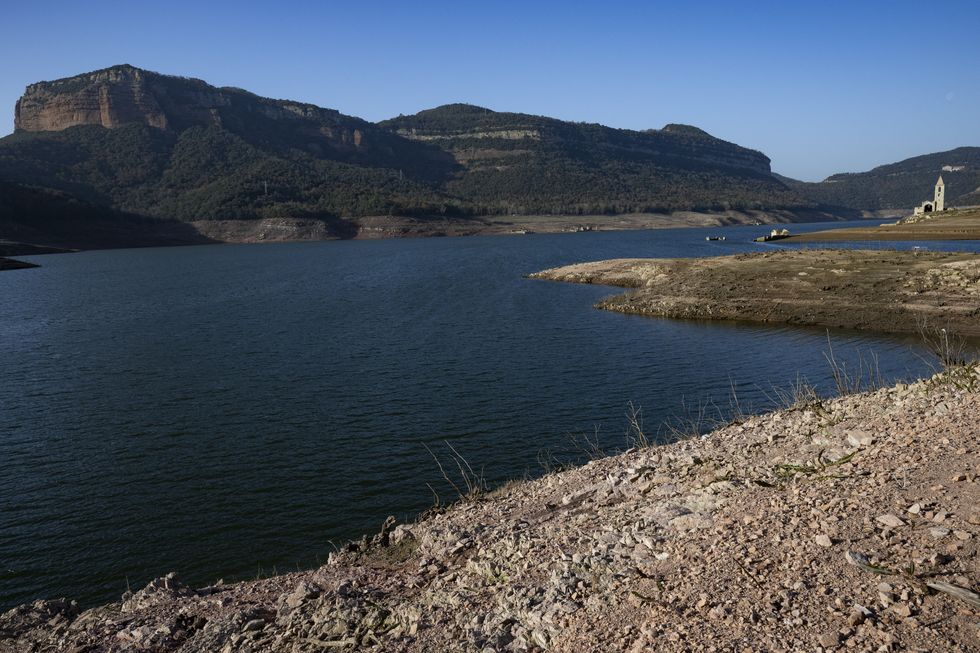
[
  {"xmin": 423, "ymin": 441, "xmax": 487, "ymax": 503},
  {"xmin": 917, "ymin": 318, "xmax": 972, "ymax": 370},
  {"xmin": 824, "ymin": 334, "xmax": 884, "ymax": 396},
  {"xmin": 624, "ymin": 401, "xmax": 650, "ymax": 448},
  {"xmin": 846, "ymin": 551, "xmax": 980, "ymax": 610}
]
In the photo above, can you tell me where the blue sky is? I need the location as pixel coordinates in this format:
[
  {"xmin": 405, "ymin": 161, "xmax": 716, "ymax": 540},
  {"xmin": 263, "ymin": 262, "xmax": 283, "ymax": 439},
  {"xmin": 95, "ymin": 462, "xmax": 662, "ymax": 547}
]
[{"xmin": 1, "ymin": 0, "xmax": 978, "ymax": 181}]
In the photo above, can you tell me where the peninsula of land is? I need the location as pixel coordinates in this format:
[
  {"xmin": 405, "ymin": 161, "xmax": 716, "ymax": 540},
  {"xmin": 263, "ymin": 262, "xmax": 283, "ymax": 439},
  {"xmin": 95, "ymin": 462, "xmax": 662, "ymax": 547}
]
[
  {"xmin": 530, "ymin": 249, "xmax": 980, "ymax": 337},
  {"xmin": 783, "ymin": 207, "xmax": 980, "ymax": 243},
  {"xmin": 0, "ymin": 257, "xmax": 38, "ymax": 271}
]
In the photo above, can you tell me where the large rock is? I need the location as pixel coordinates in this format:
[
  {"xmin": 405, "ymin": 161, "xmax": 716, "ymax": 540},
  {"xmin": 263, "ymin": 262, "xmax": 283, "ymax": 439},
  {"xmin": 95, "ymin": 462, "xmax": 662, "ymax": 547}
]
[
  {"xmin": 16, "ymin": 65, "xmax": 170, "ymax": 131},
  {"xmin": 0, "ymin": 598, "xmax": 79, "ymax": 639}
]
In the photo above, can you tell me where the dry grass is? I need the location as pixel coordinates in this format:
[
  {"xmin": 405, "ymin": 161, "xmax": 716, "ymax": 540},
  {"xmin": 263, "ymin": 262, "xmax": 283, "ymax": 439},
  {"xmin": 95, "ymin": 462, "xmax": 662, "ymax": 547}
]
[{"xmin": 423, "ymin": 442, "xmax": 487, "ymax": 503}]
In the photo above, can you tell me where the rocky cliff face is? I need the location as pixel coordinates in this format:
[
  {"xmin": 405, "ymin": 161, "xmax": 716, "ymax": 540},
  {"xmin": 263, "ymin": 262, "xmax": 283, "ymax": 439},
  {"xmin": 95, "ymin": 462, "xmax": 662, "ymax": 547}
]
[
  {"xmin": 15, "ymin": 66, "xmax": 170, "ymax": 131},
  {"xmin": 15, "ymin": 65, "xmax": 217, "ymax": 132},
  {"xmin": 7, "ymin": 64, "xmax": 457, "ymax": 196},
  {"xmin": 13, "ymin": 65, "xmax": 372, "ymax": 153}
]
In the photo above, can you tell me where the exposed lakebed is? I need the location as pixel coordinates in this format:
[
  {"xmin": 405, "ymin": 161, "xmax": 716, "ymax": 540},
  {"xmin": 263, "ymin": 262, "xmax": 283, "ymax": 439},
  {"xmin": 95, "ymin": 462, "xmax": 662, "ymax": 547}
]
[{"xmin": 2, "ymin": 221, "xmax": 979, "ymax": 609}]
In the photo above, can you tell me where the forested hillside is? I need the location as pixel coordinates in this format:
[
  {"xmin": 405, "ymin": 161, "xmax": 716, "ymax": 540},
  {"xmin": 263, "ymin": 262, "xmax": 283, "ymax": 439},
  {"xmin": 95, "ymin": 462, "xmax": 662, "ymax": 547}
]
[
  {"xmin": 785, "ymin": 147, "xmax": 980, "ymax": 210},
  {"xmin": 0, "ymin": 65, "xmax": 817, "ymax": 248}
]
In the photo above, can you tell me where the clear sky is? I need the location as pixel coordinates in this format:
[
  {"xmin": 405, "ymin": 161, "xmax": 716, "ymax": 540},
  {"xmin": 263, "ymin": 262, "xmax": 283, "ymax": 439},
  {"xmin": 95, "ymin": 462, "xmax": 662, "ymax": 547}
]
[{"xmin": 1, "ymin": 0, "xmax": 978, "ymax": 181}]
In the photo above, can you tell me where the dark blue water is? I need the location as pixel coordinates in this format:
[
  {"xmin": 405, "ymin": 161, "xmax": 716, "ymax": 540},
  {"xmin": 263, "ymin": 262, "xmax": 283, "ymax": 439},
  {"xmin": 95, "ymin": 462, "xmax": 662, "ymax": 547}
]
[{"xmin": 2, "ymin": 221, "xmax": 978, "ymax": 609}]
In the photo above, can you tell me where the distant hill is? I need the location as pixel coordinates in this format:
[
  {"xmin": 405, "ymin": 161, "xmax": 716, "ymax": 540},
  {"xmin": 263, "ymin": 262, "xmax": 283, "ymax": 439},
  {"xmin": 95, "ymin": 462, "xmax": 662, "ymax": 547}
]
[
  {"xmin": 0, "ymin": 65, "xmax": 838, "ymax": 247},
  {"xmin": 785, "ymin": 147, "xmax": 980, "ymax": 211},
  {"xmin": 378, "ymin": 104, "xmax": 810, "ymax": 215}
]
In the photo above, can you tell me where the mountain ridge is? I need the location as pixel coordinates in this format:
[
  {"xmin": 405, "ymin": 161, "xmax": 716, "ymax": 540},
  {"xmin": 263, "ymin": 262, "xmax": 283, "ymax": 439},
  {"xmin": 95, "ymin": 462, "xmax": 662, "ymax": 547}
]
[
  {"xmin": 778, "ymin": 146, "xmax": 980, "ymax": 210},
  {"xmin": 3, "ymin": 64, "xmax": 970, "ymax": 249}
]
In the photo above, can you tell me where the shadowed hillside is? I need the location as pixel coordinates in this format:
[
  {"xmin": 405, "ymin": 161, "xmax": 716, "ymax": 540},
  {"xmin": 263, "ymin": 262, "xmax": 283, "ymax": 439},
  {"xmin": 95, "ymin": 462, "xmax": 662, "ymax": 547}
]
[{"xmin": 0, "ymin": 180, "xmax": 210, "ymax": 248}]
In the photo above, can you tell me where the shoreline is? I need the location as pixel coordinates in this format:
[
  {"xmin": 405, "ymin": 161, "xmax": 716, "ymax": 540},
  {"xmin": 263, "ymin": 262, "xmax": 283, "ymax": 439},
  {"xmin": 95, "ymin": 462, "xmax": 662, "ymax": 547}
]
[
  {"xmin": 0, "ymin": 257, "xmax": 39, "ymax": 271},
  {"xmin": 3, "ymin": 365, "xmax": 977, "ymax": 651},
  {"xmin": 783, "ymin": 207, "xmax": 980, "ymax": 243},
  {"xmin": 1, "ymin": 208, "xmax": 869, "ymax": 256},
  {"xmin": 530, "ymin": 249, "xmax": 980, "ymax": 337}
]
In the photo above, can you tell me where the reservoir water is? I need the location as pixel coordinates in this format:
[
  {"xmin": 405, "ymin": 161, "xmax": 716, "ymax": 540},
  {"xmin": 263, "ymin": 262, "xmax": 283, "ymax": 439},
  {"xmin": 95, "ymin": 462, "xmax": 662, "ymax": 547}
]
[{"xmin": 2, "ymin": 221, "xmax": 978, "ymax": 609}]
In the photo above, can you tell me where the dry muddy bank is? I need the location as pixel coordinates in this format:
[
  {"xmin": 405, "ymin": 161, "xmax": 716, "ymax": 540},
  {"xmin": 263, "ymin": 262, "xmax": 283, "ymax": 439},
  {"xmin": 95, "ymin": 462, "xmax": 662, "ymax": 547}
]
[
  {"xmin": 785, "ymin": 208, "xmax": 980, "ymax": 243},
  {"xmin": 530, "ymin": 249, "xmax": 980, "ymax": 337}
]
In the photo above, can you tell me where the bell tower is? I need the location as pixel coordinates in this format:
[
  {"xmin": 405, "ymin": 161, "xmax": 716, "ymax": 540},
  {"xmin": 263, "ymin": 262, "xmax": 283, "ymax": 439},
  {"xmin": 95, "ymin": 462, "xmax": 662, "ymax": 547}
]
[{"xmin": 934, "ymin": 175, "xmax": 945, "ymax": 212}]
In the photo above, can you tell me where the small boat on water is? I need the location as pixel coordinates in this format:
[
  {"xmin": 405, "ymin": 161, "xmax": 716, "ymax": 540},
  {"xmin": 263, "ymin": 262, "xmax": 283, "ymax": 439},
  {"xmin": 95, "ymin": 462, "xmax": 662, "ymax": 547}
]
[{"xmin": 705, "ymin": 236, "xmax": 726, "ymax": 241}]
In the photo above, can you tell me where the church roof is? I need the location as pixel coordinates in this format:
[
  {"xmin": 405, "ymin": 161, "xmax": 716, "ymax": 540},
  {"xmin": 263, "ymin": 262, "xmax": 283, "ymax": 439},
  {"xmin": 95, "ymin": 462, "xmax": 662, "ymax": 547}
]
[{"xmin": 937, "ymin": 175, "xmax": 945, "ymax": 185}]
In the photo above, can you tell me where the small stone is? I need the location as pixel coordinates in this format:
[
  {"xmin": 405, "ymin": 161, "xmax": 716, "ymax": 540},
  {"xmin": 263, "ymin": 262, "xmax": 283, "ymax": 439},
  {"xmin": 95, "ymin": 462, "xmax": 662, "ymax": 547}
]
[
  {"xmin": 877, "ymin": 583, "xmax": 895, "ymax": 606},
  {"xmin": 847, "ymin": 605, "xmax": 870, "ymax": 627},
  {"xmin": 953, "ymin": 530, "xmax": 972, "ymax": 541},
  {"xmin": 285, "ymin": 581, "xmax": 320, "ymax": 610},
  {"xmin": 819, "ymin": 631, "xmax": 840, "ymax": 648},
  {"xmin": 709, "ymin": 605, "xmax": 728, "ymax": 620},
  {"xmin": 929, "ymin": 527, "xmax": 950, "ymax": 539},
  {"xmin": 815, "ymin": 534, "xmax": 833, "ymax": 548},
  {"xmin": 846, "ymin": 430, "xmax": 875, "ymax": 448},
  {"xmin": 906, "ymin": 503, "xmax": 922, "ymax": 515},
  {"xmin": 951, "ymin": 474, "xmax": 967, "ymax": 482},
  {"xmin": 242, "ymin": 619, "xmax": 265, "ymax": 632},
  {"xmin": 876, "ymin": 514, "xmax": 905, "ymax": 529}
]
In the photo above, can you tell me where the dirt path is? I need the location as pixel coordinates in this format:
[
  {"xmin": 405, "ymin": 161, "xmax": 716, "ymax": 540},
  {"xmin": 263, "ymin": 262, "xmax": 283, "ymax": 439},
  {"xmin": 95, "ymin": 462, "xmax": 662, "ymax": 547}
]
[
  {"xmin": 3, "ymin": 366, "xmax": 978, "ymax": 652},
  {"xmin": 530, "ymin": 249, "xmax": 980, "ymax": 337}
]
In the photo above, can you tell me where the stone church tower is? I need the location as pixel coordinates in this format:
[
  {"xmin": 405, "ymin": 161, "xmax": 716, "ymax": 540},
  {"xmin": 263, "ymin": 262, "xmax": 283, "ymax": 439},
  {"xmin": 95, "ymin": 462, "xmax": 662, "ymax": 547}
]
[{"xmin": 914, "ymin": 175, "xmax": 947, "ymax": 214}]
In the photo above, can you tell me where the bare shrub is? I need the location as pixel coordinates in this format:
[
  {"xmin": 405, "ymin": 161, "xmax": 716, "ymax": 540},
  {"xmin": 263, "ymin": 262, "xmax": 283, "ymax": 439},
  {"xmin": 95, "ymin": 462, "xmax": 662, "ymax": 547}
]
[
  {"xmin": 423, "ymin": 441, "xmax": 486, "ymax": 501},
  {"xmin": 764, "ymin": 373, "xmax": 821, "ymax": 411},
  {"xmin": 625, "ymin": 400, "xmax": 649, "ymax": 448},
  {"xmin": 916, "ymin": 318, "xmax": 971, "ymax": 369},
  {"xmin": 660, "ymin": 396, "xmax": 725, "ymax": 443},
  {"xmin": 824, "ymin": 332, "xmax": 884, "ymax": 396},
  {"xmin": 568, "ymin": 424, "xmax": 606, "ymax": 460}
]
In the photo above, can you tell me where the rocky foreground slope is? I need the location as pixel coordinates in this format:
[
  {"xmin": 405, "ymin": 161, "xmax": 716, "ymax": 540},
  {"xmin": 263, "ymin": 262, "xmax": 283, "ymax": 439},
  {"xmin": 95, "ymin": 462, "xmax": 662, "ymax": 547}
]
[{"xmin": 3, "ymin": 367, "xmax": 980, "ymax": 652}]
